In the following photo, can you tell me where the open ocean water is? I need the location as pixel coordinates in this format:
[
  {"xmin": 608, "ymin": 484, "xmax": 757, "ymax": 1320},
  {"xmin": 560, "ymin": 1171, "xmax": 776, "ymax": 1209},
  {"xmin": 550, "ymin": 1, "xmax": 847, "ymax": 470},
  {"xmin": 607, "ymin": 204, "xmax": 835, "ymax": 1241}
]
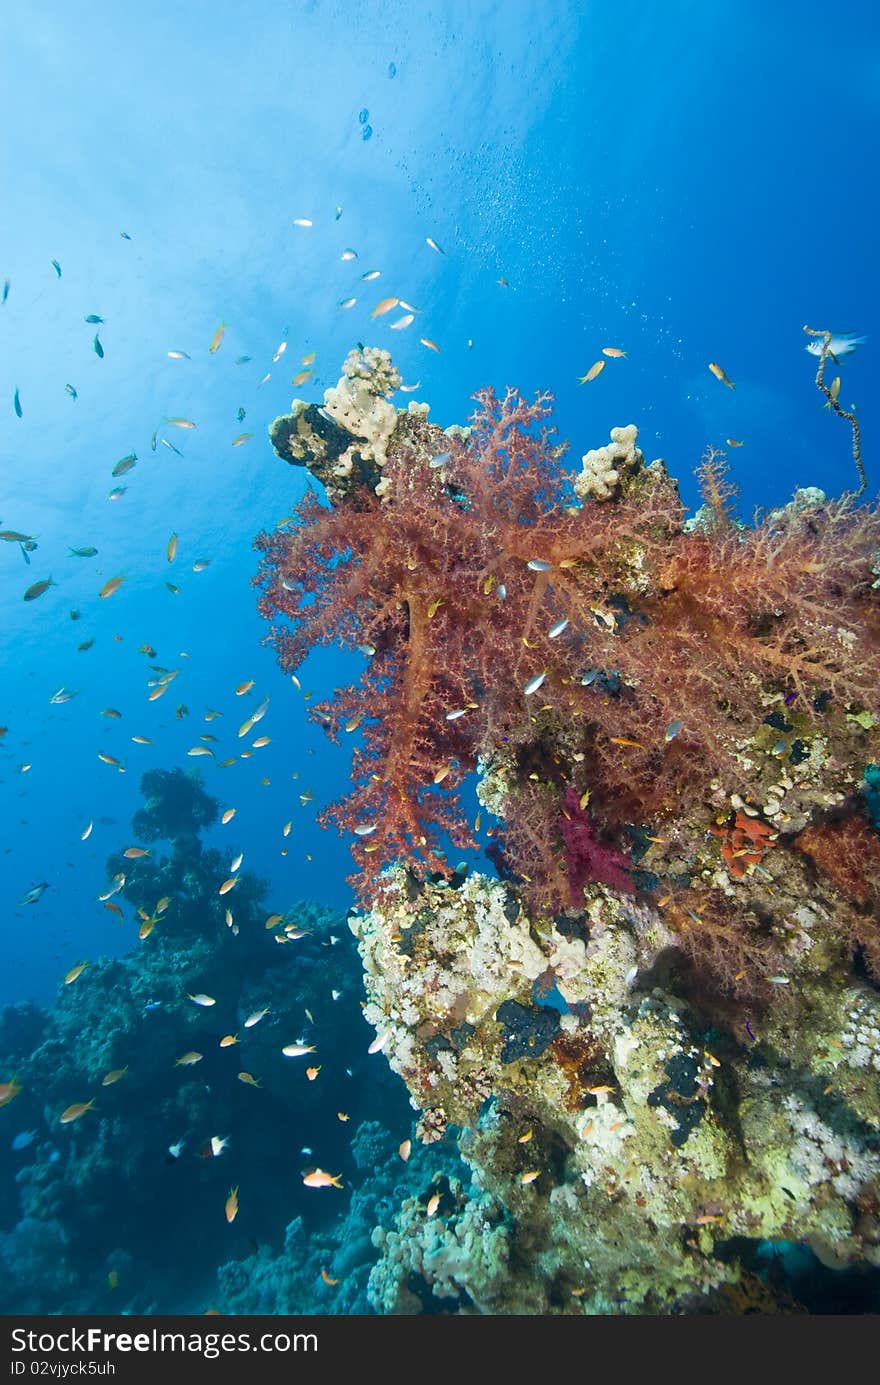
[{"xmin": 0, "ymin": 0, "xmax": 878, "ymax": 1318}]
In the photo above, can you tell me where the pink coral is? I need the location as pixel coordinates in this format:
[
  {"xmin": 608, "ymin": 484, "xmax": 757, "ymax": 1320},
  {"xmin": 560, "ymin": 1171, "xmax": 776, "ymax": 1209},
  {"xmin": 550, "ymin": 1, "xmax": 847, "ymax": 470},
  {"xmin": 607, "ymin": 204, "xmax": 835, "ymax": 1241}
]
[{"xmin": 559, "ymin": 787, "xmax": 634, "ymax": 904}]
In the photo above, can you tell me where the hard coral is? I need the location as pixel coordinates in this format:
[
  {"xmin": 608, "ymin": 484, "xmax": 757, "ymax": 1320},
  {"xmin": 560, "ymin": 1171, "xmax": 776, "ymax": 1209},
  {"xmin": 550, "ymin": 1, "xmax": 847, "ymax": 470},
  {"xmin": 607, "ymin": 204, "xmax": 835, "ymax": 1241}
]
[{"xmin": 254, "ymin": 354, "xmax": 880, "ymax": 911}]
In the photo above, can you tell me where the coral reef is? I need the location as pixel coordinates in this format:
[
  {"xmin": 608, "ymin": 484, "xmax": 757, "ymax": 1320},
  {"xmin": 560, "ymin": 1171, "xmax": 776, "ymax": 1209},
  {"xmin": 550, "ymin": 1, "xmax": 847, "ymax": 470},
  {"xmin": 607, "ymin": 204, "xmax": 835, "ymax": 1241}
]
[
  {"xmin": 269, "ymin": 346, "xmax": 404, "ymax": 503},
  {"xmin": 0, "ymin": 770, "xmax": 413, "ymax": 1313},
  {"xmin": 216, "ymin": 1121, "xmax": 465, "ymax": 1314},
  {"xmin": 352, "ymin": 865, "xmax": 880, "ymax": 1313},
  {"xmin": 255, "ymin": 349, "xmax": 880, "ymax": 984},
  {"xmin": 254, "ymin": 347, "xmax": 880, "ymax": 1313}
]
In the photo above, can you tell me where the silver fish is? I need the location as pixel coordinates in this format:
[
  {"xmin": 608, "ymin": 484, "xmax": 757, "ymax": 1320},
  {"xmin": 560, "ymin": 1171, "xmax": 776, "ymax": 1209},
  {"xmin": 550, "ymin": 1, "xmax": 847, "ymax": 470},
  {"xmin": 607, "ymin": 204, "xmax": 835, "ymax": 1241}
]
[{"xmin": 805, "ymin": 332, "xmax": 866, "ymax": 358}]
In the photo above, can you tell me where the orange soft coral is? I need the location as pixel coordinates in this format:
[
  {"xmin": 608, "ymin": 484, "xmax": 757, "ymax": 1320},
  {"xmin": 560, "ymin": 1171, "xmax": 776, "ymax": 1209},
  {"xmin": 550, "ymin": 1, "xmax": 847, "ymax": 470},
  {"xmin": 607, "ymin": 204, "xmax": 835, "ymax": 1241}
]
[{"xmin": 709, "ymin": 811, "xmax": 778, "ymax": 879}]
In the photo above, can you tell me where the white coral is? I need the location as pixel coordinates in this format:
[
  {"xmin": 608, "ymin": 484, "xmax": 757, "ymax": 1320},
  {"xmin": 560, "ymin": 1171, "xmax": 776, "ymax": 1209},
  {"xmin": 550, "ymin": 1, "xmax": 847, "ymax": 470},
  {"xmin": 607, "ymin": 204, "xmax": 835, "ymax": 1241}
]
[
  {"xmin": 322, "ymin": 346, "xmax": 402, "ymax": 465},
  {"xmin": 574, "ymin": 424, "xmax": 642, "ymax": 502}
]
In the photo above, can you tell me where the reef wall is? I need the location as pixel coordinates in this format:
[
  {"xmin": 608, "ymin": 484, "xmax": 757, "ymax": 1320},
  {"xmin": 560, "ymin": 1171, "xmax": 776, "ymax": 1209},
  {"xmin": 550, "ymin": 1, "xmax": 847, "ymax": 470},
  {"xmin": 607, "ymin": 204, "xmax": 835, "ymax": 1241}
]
[{"xmin": 255, "ymin": 348, "xmax": 880, "ymax": 1313}]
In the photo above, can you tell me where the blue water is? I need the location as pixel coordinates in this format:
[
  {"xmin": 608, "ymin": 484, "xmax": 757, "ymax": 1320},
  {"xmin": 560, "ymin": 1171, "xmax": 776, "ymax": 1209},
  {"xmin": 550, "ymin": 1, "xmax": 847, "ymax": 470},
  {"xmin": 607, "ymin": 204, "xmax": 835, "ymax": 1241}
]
[{"xmin": 0, "ymin": 0, "xmax": 876, "ymax": 1314}]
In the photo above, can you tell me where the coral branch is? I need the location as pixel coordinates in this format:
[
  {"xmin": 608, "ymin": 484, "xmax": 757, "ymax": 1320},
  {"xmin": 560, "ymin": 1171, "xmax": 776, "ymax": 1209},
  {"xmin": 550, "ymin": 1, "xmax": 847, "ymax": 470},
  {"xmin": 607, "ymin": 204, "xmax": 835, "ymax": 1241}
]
[{"xmin": 804, "ymin": 325, "xmax": 866, "ymax": 497}]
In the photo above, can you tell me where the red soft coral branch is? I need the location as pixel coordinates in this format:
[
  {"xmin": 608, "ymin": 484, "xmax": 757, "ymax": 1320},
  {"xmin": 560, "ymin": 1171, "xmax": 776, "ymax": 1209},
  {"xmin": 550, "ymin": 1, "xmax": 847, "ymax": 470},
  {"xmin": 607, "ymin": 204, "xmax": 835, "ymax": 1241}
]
[{"xmin": 254, "ymin": 383, "xmax": 880, "ymax": 917}]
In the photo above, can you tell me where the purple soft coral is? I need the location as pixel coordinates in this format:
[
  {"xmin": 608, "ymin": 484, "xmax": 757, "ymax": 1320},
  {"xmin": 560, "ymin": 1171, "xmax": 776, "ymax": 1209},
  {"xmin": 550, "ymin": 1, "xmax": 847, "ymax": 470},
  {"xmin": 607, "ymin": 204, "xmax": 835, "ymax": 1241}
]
[{"xmin": 559, "ymin": 786, "xmax": 635, "ymax": 905}]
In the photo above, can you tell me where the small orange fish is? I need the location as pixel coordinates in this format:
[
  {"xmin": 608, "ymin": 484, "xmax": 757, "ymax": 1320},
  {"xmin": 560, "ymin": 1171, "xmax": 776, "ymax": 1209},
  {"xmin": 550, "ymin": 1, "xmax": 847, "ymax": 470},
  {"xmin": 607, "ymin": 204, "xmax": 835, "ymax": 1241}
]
[
  {"xmin": 123, "ymin": 846, "xmax": 150, "ymax": 859},
  {"xmin": 708, "ymin": 361, "xmax": 735, "ymax": 389},
  {"xmin": 102, "ymin": 1067, "xmax": 128, "ymax": 1086},
  {"xmin": 726, "ymin": 438, "xmax": 744, "ymax": 447},
  {"xmin": 219, "ymin": 1035, "xmax": 239, "ymax": 1048},
  {"xmin": 99, "ymin": 575, "xmax": 124, "ymax": 599},
  {"xmin": 426, "ymin": 1192, "xmax": 441, "ymax": 1216},
  {"xmin": 64, "ymin": 962, "xmax": 89, "ymax": 985},
  {"xmin": 219, "ymin": 877, "xmax": 238, "ymax": 895},
  {"xmin": 601, "ymin": 347, "xmax": 627, "ymax": 358},
  {"xmin": 303, "ymin": 1169, "xmax": 344, "ymax": 1189},
  {"xmin": 587, "ymin": 1084, "xmax": 615, "ymax": 1095},
  {"xmin": 321, "ymin": 1270, "xmax": 338, "ymax": 1286},
  {"xmin": 420, "ymin": 337, "xmax": 440, "ymax": 353},
  {"xmin": 221, "ymin": 808, "xmax": 236, "ymax": 824},
  {"xmin": 609, "ymin": 736, "xmax": 645, "ymax": 750},
  {"xmin": 398, "ymin": 1139, "xmax": 411, "ymax": 1162},
  {"xmin": 225, "ymin": 1186, "xmax": 239, "ymax": 1223},
  {"xmin": 236, "ymin": 680, "xmax": 254, "ymax": 695},
  {"xmin": 337, "ymin": 1111, "xmax": 350, "ymax": 1121},
  {"xmin": 60, "ymin": 1099, "xmax": 96, "ymax": 1124},
  {"xmin": 371, "ymin": 297, "xmax": 399, "ymax": 318},
  {"xmin": 306, "ymin": 1066, "xmax": 321, "ymax": 1081},
  {"xmin": 694, "ymin": 1214, "xmax": 723, "ymax": 1225},
  {"xmin": 174, "ymin": 1051, "xmax": 203, "ymax": 1066},
  {"xmin": 520, "ymin": 1171, "xmax": 540, "ymax": 1185},
  {"xmin": 238, "ymin": 1071, "xmax": 262, "ymax": 1088},
  {"xmin": 209, "ymin": 322, "xmax": 226, "ymax": 354},
  {"xmin": 579, "ymin": 360, "xmax": 605, "ymax": 384},
  {"xmin": 0, "ymin": 1079, "xmax": 22, "ymax": 1107},
  {"xmin": 103, "ymin": 901, "xmax": 123, "ymax": 918}
]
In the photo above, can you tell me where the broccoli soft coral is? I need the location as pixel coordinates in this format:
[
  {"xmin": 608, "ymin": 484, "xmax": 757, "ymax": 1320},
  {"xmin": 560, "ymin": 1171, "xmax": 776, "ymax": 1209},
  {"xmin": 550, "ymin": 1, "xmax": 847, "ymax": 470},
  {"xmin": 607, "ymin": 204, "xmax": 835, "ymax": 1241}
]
[
  {"xmin": 254, "ymin": 350, "xmax": 880, "ymax": 927},
  {"xmin": 559, "ymin": 787, "xmax": 634, "ymax": 904}
]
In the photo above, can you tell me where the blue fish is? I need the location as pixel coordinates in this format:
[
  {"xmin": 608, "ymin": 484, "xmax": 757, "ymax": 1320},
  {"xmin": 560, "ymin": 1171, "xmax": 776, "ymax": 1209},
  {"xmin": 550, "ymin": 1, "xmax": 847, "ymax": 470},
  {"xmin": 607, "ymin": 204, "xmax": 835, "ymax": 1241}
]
[
  {"xmin": 51, "ymin": 259, "xmax": 61, "ymax": 278},
  {"xmin": 84, "ymin": 314, "xmax": 104, "ymax": 324},
  {"xmin": 2, "ymin": 278, "xmax": 9, "ymax": 304},
  {"xmin": 12, "ymin": 1130, "xmax": 37, "ymax": 1151},
  {"xmin": 65, "ymin": 384, "xmax": 78, "ymax": 400},
  {"xmin": 19, "ymin": 882, "xmax": 50, "ymax": 905},
  {"xmin": 93, "ymin": 334, "xmax": 104, "ymax": 359},
  {"xmin": 13, "ymin": 387, "xmax": 22, "ymax": 418}
]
